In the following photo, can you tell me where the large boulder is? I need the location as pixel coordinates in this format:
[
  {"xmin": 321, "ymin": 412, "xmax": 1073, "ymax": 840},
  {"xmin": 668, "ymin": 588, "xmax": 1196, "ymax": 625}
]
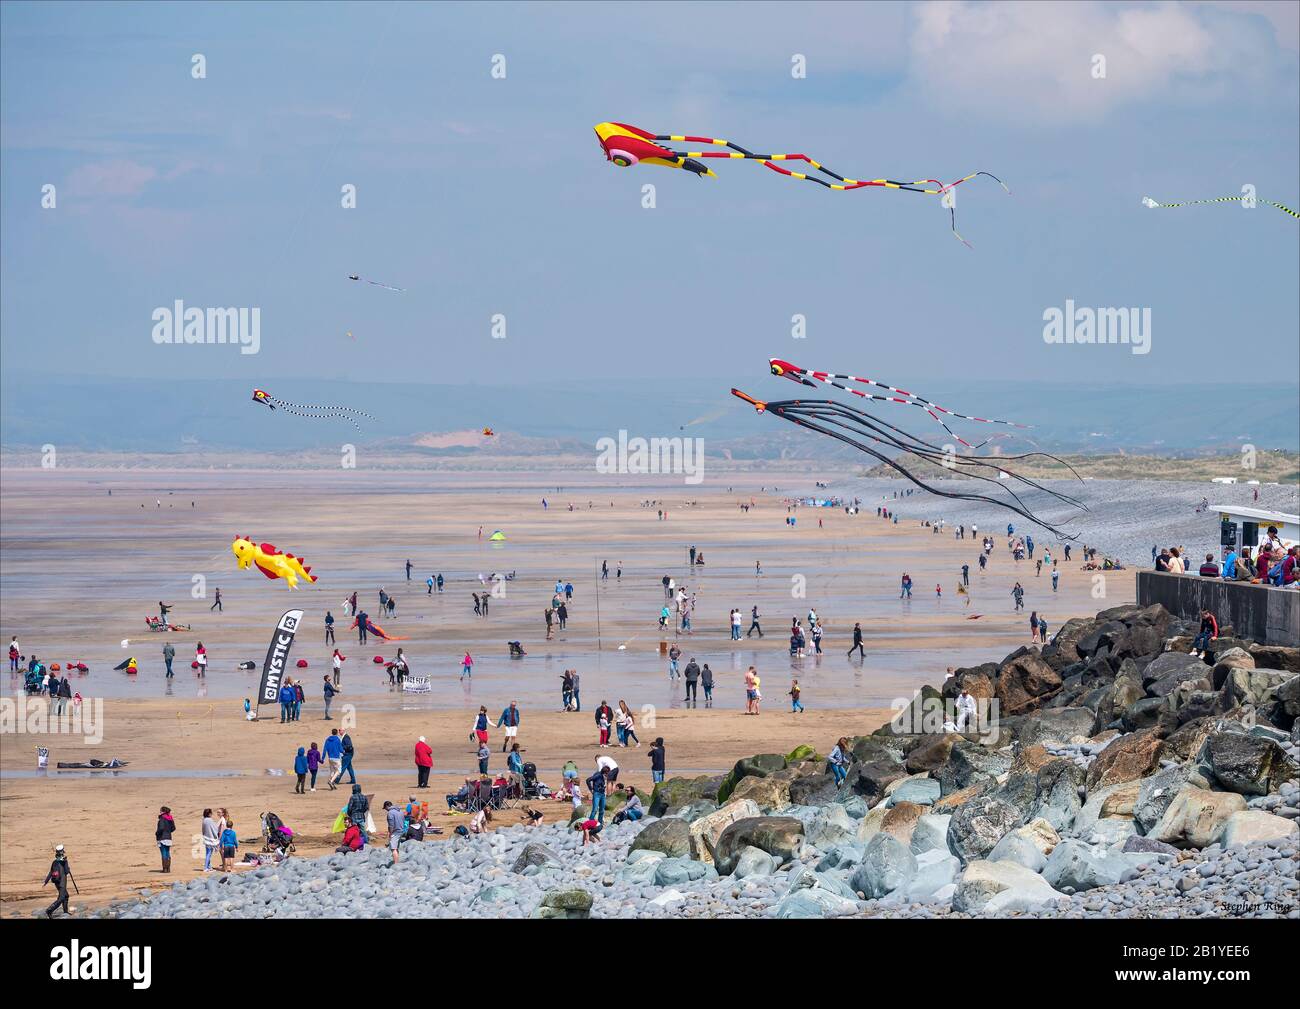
[
  {"xmin": 850, "ymin": 833, "xmax": 918, "ymax": 898},
  {"xmin": 1016, "ymin": 708, "xmax": 1097, "ymax": 747},
  {"xmin": 1200, "ymin": 731, "xmax": 1298, "ymax": 796},
  {"xmin": 788, "ymin": 774, "xmax": 838, "ymax": 807},
  {"xmin": 997, "ymin": 652, "xmax": 1064, "ymax": 713},
  {"xmin": 1092, "ymin": 661, "xmax": 1147, "ymax": 731},
  {"xmin": 1248, "ymin": 645, "xmax": 1300, "ymax": 675},
  {"xmin": 511, "ymin": 842, "xmax": 563, "ymax": 874},
  {"xmin": 1213, "ymin": 810, "xmax": 1300, "ymax": 847},
  {"xmin": 846, "ymin": 759, "xmax": 909, "ymax": 801},
  {"xmin": 1043, "ymin": 617, "xmax": 1097, "ymax": 669},
  {"xmin": 805, "ymin": 804, "xmax": 858, "ymax": 849},
  {"xmin": 909, "ymin": 814, "xmax": 952, "ymax": 856},
  {"xmin": 932, "ymin": 780, "xmax": 994, "ymax": 813},
  {"xmin": 727, "ymin": 773, "xmax": 792, "ymax": 810},
  {"xmin": 732, "ymin": 846, "xmax": 778, "ymax": 879},
  {"xmin": 688, "ymin": 799, "xmax": 761, "ymax": 863},
  {"xmin": 1134, "ymin": 764, "xmax": 1205, "ymax": 834},
  {"xmin": 905, "ymin": 734, "xmax": 959, "ymax": 773},
  {"xmin": 773, "ymin": 888, "xmax": 860, "ymax": 919},
  {"xmin": 1029, "ymin": 759, "xmax": 1086, "ymax": 831},
  {"xmin": 947, "ymin": 796, "xmax": 1022, "ymax": 865},
  {"xmin": 879, "ymin": 801, "xmax": 927, "ymax": 846},
  {"xmin": 627, "ymin": 817, "xmax": 692, "ymax": 859},
  {"xmin": 1086, "ymin": 729, "xmax": 1165, "ymax": 791},
  {"xmin": 531, "ymin": 888, "xmax": 593, "ymax": 919},
  {"xmin": 987, "ymin": 820, "xmax": 1057, "ymax": 873},
  {"xmin": 653, "ymin": 857, "xmax": 715, "ymax": 887},
  {"xmin": 1141, "ymin": 651, "xmax": 1209, "ymax": 694},
  {"xmin": 902, "ymin": 849, "xmax": 962, "ymax": 902},
  {"xmin": 888, "ymin": 776, "xmax": 942, "ymax": 807},
  {"xmin": 713, "ymin": 816, "xmax": 806, "ymax": 875},
  {"xmin": 733, "ymin": 753, "xmax": 788, "ymax": 780},
  {"xmin": 649, "ymin": 774, "xmax": 724, "ymax": 816},
  {"xmin": 1148, "ymin": 786, "xmax": 1248, "ymax": 848},
  {"xmin": 1042, "ymin": 839, "xmax": 1150, "ymax": 892},
  {"xmin": 1220, "ymin": 668, "xmax": 1289, "ymax": 709},
  {"xmin": 951, "ymin": 860, "xmax": 1062, "ymax": 914},
  {"xmin": 937, "ymin": 740, "xmax": 1012, "ymax": 796}
]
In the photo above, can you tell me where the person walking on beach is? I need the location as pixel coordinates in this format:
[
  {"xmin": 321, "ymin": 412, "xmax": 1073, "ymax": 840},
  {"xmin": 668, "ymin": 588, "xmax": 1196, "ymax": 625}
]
[
  {"xmin": 210, "ymin": 588, "xmax": 222, "ymax": 612},
  {"xmin": 219, "ymin": 819, "xmax": 238, "ymax": 871},
  {"xmin": 461, "ymin": 651, "xmax": 474, "ymax": 680},
  {"xmin": 331, "ymin": 648, "xmax": 345, "ymax": 687},
  {"xmin": 472, "ymin": 706, "xmax": 491, "ymax": 751},
  {"xmin": 617, "ymin": 700, "xmax": 640, "ymax": 746},
  {"xmin": 323, "ymin": 729, "xmax": 343, "ymax": 789},
  {"xmin": 414, "ymin": 735, "xmax": 433, "ymax": 788},
  {"xmin": 848, "ymin": 622, "xmax": 865, "ymax": 660},
  {"xmin": 44, "ymin": 844, "xmax": 75, "ymax": 917},
  {"xmin": 333, "ymin": 730, "xmax": 357, "ymax": 785},
  {"xmin": 307, "ymin": 741, "xmax": 321, "ymax": 791},
  {"xmin": 545, "ymin": 606, "xmax": 555, "ymax": 639},
  {"xmin": 162, "ymin": 640, "xmax": 175, "ymax": 679},
  {"xmin": 556, "ymin": 601, "xmax": 567, "ymax": 629},
  {"xmin": 1012, "ymin": 583, "xmax": 1025, "ymax": 610},
  {"xmin": 1030, "ymin": 610, "xmax": 1040, "ymax": 643},
  {"xmin": 570, "ymin": 670, "xmax": 581, "ymax": 711},
  {"xmin": 201, "ymin": 810, "xmax": 219, "ymax": 871},
  {"xmin": 561, "ymin": 670, "xmax": 574, "ymax": 710},
  {"xmin": 194, "ymin": 642, "xmax": 207, "ymax": 676},
  {"xmin": 747, "ymin": 604, "xmax": 764, "ymax": 638},
  {"xmin": 473, "ymin": 592, "xmax": 482, "ymax": 617},
  {"xmin": 744, "ymin": 666, "xmax": 758, "ymax": 715},
  {"xmin": 789, "ymin": 678, "xmax": 804, "ymax": 713},
  {"xmin": 961, "ymin": 563, "xmax": 970, "ymax": 587},
  {"xmin": 427, "ymin": 575, "xmax": 434, "ymax": 595},
  {"xmin": 497, "ymin": 701, "xmax": 521, "ymax": 752},
  {"xmin": 668, "ymin": 643, "xmax": 681, "ymax": 681},
  {"xmin": 1051, "ymin": 567, "xmax": 1059, "ymax": 593},
  {"xmin": 9, "ymin": 637, "xmax": 19, "ymax": 672},
  {"xmin": 684, "ymin": 657, "xmax": 700, "ymax": 707},
  {"xmin": 595, "ymin": 700, "xmax": 613, "ymax": 747},
  {"xmin": 325, "ymin": 611, "xmax": 335, "ymax": 645},
  {"xmin": 900, "ymin": 574, "xmax": 912, "ymax": 599},
  {"xmin": 700, "ymin": 663, "xmax": 714, "ymax": 707},
  {"xmin": 356, "ymin": 610, "xmax": 368, "ymax": 644},
  {"xmin": 155, "ymin": 806, "xmax": 176, "ymax": 873},
  {"xmin": 406, "ymin": 559, "xmax": 412, "ymax": 581},
  {"xmin": 279, "ymin": 680, "xmax": 295, "ymax": 723},
  {"xmin": 294, "ymin": 746, "xmax": 309, "ymax": 793}
]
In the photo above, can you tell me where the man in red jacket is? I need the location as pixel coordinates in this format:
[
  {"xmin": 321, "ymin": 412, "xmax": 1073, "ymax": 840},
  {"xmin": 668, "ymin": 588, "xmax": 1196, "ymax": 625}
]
[{"xmin": 414, "ymin": 735, "xmax": 433, "ymax": 788}]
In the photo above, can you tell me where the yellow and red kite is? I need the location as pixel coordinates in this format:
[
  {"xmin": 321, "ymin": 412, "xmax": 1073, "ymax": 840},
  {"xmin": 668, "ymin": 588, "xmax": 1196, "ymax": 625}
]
[{"xmin": 594, "ymin": 122, "xmax": 1009, "ymax": 245}]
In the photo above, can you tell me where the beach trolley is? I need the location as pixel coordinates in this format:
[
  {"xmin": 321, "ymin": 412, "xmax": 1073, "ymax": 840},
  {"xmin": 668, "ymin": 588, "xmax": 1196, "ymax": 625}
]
[{"xmin": 402, "ymin": 675, "xmax": 432, "ymax": 694}]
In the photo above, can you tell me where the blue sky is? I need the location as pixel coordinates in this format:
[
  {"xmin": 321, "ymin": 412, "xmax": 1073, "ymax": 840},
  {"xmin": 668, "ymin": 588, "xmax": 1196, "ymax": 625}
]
[{"xmin": 2, "ymin": 0, "xmax": 1298, "ymax": 399}]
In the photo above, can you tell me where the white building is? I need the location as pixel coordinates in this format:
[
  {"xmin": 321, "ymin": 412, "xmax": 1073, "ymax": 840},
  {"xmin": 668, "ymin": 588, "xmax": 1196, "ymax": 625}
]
[{"xmin": 1213, "ymin": 505, "xmax": 1300, "ymax": 553}]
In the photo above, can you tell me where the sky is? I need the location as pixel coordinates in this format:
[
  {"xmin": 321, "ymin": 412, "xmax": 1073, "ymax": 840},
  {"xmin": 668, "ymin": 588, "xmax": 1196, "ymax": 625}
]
[{"xmin": 1, "ymin": 0, "xmax": 1298, "ymax": 409}]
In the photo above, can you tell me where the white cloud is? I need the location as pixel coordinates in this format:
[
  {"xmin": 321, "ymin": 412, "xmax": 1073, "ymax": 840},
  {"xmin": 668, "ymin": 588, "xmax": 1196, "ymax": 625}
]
[{"xmin": 907, "ymin": 0, "xmax": 1286, "ymax": 122}]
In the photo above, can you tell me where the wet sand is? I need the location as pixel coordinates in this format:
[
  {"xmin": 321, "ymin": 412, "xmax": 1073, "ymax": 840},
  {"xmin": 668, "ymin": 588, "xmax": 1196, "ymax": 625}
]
[{"xmin": 0, "ymin": 469, "xmax": 1134, "ymax": 915}]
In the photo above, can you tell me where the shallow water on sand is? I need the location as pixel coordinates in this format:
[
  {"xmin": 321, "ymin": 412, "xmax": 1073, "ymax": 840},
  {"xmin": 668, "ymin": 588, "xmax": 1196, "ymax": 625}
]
[{"xmin": 1, "ymin": 470, "xmax": 1132, "ymax": 711}]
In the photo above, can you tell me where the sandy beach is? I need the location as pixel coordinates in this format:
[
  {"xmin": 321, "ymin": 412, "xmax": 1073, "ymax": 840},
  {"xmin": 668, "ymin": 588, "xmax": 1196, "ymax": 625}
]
[{"xmin": 0, "ymin": 468, "xmax": 1133, "ymax": 915}]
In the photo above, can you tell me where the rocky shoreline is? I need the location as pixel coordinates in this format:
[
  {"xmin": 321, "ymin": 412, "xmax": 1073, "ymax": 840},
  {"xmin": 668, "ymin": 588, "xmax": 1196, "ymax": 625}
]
[{"xmin": 102, "ymin": 602, "xmax": 1300, "ymax": 919}]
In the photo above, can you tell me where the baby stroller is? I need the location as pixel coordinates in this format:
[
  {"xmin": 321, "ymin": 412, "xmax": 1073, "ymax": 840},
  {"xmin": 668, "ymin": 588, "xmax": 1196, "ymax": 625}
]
[
  {"xmin": 508, "ymin": 641, "xmax": 526, "ymax": 658},
  {"xmin": 521, "ymin": 762, "xmax": 548, "ymax": 800},
  {"xmin": 261, "ymin": 811, "xmax": 296, "ymax": 854}
]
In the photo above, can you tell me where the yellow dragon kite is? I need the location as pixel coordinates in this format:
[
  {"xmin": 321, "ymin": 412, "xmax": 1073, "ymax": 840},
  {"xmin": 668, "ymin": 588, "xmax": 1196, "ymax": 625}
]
[{"xmin": 231, "ymin": 536, "xmax": 317, "ymax": 590}]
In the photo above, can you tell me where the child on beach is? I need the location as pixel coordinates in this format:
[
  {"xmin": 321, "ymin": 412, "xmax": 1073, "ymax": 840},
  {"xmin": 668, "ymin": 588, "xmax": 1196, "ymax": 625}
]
[
  {"xmin": 220, "ymin": 820, "xmax": 237, "ymax": 871},
  {"xmin": 294, "ymin": 746, "xmax": 308, "ymax": 793},
  {"xmin": 477, "ymin": 740, "xmax": 490, "ymax": 774},
  {"xmin": 597, "ymin": 710, "xmax": 611, "ymax": 747},
  {"xmin": 575, "ymin": 817, "xmax": 602, "ymax": 846},
  {"xmin": 789, "ymin": 679, "xmax": 803, "ymax": 713},
  {"xmin": 461, "ymin": 651, "xmax": 474, "ymax": 679}
]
